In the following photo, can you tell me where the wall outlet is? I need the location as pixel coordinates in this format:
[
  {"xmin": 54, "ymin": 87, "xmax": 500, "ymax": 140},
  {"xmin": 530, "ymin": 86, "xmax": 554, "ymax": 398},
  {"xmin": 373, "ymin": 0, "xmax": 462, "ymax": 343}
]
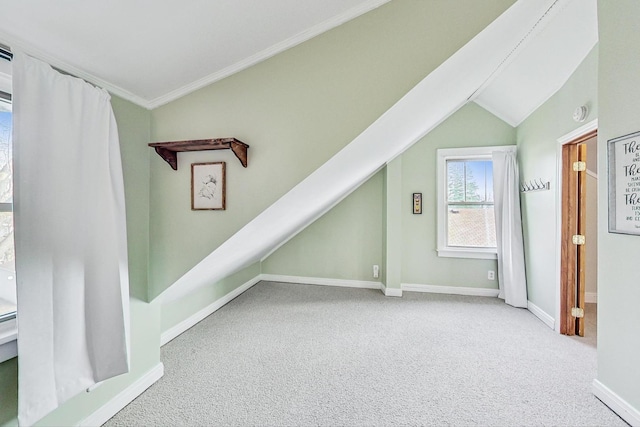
[
  {"xmin": 373, "ymin": 265, "xmax": 380, "ymax": 279},
  {"xmin": 488, "ymin": 270, "xmax": 495, "ymax": 280}
]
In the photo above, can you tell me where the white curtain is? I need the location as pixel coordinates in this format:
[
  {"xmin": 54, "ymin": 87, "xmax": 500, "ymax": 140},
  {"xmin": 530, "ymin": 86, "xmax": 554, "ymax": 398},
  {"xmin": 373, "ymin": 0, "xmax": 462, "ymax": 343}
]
[
  {"xmin": 492, "ymin": 150, "xmax": 527, "ymax": 308},
  {"xmin": 13, "ymin": 53, "xmax": 130, "ymax": 426}
]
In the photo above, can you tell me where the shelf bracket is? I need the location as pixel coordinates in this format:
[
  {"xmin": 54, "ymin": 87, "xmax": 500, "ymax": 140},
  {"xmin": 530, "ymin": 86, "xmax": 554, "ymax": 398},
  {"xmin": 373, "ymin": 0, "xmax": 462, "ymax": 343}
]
[
  {"xmin": 153, "ymin": 146, "xmax": 178, "ymax": 170},
  {"xmin": 148, "ymin": 138, "xmax": 249, "ymax": 170}
]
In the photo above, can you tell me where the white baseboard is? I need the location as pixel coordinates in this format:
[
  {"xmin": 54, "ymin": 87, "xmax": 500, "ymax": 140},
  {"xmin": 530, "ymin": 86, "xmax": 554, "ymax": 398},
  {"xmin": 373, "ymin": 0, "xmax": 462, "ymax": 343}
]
[
  {"xmin": 262, "ymin": 273, "xmax": 408, "ymax": 298},
  {"xmin": 78, "ymin": 362, "xmax": 164, "ymax": 427},
  {"xmin": 585, "ymin": 292, "xmax": 597, "ymax": 304},
  {"xmin": 261, "ymin": 274, "xmax": 381, "ymax": 290},
  {"xmin": 161, "ymin": 275, "xmax": 262, "ymax": 346},
  {"xmin": 381, "ymin": 282, "xmax": 403, "ymax": 297},
  {"xmin": 527, "ymin": 300, "xmax": 555, "ymax": 330},
  {"xmin": 402, "ymin": 283, "xmax": 499, "ymax": 298},
  {"xmin": 593, "ymin": 379, "xmax": 640, "ymax": 426}
]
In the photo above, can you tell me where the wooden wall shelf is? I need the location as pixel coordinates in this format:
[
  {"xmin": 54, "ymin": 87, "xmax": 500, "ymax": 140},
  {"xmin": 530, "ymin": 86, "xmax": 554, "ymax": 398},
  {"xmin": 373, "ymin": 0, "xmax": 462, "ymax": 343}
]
[{"xmin": 149, "ymin": 138, "xmax": 249, "ymax": 170}]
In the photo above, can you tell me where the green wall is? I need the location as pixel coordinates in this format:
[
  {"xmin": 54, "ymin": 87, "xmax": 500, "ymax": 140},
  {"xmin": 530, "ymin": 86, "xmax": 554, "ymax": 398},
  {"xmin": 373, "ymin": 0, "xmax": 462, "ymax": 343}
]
[
  {"xmin": 0, "ymin": 358, "xmax": 17, "ymax": 426},
  {"xmin": 400, "ymin": 103, "xmax": 515, "ymax": 288},
  {"xmin": 516, "ymin": 46, "xmax": 598, "ymax": 317},
  {"xmin": 383, "ymin": 157, "xmax": 403, "ymax": 290},
  {"xmin": 264, "ymin": 103, "xmax": 515, "ymax": 291},
  {"xmin": 37, "ymin": 299, "xmax": 160, "ymax": 427},
  {"xmin": 161, "ymin": 262, "xmax": 260, "ymax": 334},
  {"xmin": 596, "ymin": 0, "xmax": 640, "ymax": 413},
  {"xmin": 149, "ymin": 0, "xmax": 516, "ymax": 300},
  {"xmin": 112, "ymin": 96, "xmax": 151, "ymax": 302},
  {"xmin": 0, "ymin": 96, "xmax": 160, "ymax": 426},
  {"xmin": 262, "ymin": 174, "xmax": 383, "ymax": 281}
]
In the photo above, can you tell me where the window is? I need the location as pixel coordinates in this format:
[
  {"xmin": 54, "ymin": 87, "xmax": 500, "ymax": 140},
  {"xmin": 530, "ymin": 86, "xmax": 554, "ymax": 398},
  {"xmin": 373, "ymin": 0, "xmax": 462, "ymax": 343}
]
[
  {"xmin": 437, "ymin": 146, "xmax": 513, "ymax": 259},
  {"xmin": 0, "ymin": 59, "xmax": 16, "ymax": 363},
  {"xmin": 0, "ymin": 90, "xmax": 14, "ymax": 322}
]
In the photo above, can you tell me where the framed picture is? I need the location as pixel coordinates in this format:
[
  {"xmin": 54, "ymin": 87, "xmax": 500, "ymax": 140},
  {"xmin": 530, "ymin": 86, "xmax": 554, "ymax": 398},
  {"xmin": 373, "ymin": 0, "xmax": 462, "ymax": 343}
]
[
  {"xmin": 608, "ymin": 130, "xmax": 640, "ymax": 235},
  {"xmin": 413, "ymin": 192, "xmax": 422, "ymax": 214},
  {"xmin": 191, "ymin": 162, "xmax": 226, "ymax": 210}
]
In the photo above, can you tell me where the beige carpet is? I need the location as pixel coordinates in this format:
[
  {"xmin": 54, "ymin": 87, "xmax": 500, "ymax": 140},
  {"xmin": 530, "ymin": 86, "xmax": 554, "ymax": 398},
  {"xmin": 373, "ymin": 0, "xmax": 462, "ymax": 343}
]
[{"xmin": 105, "ymin": 282, "xmax": 623, "ymax": 426}]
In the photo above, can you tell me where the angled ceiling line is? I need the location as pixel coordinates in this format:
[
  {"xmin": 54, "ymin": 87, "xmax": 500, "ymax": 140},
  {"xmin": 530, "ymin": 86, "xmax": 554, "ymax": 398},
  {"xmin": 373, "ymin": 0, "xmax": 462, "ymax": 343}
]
[
  {"xmin": 0, "ymin": 29, "xmax": 150, "ymax": 108},
  {"xmin": 146, "ymin": 0, "xmax": 392, "ymax": 109},
  {"xmin": 466, "ymin": 0, "xmax": 565, "ymax": 104},
  {"xmin": 157, "ymin": 0, "xmax": 564, "ymax": 304}
]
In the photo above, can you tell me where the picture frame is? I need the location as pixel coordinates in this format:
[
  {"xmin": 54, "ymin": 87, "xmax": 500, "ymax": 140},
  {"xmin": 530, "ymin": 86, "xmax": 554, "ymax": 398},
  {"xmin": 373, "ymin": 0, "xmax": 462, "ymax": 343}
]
[
  {"xmin": 413, "ymin": 192, "xmax": 422, "ymax": 214},
  {"xmin": 191, "ymin": 162, "xmax": 226, "ymax": 210},
  {"xmin": 608, "ymin": 130, "xmax": 640, "ymax": 235}
]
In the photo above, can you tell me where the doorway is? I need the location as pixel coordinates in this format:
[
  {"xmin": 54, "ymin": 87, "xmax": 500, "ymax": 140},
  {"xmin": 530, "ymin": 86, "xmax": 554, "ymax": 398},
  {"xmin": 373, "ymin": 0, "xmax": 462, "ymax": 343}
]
[{"xmin": 558, "ymin": 122, "xmax": 597, "ymax": 340}]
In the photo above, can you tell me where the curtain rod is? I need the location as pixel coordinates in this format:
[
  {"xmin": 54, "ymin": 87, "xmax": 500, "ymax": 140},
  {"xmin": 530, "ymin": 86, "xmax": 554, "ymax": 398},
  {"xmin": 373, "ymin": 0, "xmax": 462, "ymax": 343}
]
[{"xmin": 0, "ymin": 44, "xmax": 13, "ymax": 61}]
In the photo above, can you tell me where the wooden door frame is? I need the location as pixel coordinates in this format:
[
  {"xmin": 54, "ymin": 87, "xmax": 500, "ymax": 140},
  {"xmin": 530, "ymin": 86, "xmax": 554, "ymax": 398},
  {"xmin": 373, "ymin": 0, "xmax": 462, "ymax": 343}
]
[{"xmin": 555, "ymin": 119, "xmax": 598, "ymax": 334}]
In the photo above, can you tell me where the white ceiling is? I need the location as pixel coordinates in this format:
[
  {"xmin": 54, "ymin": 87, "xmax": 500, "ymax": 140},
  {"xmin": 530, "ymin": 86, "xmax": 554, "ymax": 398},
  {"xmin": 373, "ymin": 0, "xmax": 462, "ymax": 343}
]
[
  {"xmin": 473, "ymin": 0, "xmax": 598, "ymax": 127},
  {"xmin": 0, "ymin": 0, "xmax": 390, "ymax": 108},
  {"xmin": 0, "ymin": 0, "xmax": 598, "ymax": 124}
]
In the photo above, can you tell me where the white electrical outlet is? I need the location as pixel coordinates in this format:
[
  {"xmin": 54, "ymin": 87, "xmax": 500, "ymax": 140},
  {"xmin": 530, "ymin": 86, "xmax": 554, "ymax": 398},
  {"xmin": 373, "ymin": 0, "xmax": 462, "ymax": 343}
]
[
  {"xmin": 373, "ymin": 265, "xmax": 379, "ymax": 279},
  {"xmin": 488, "ymin": 270, "xmax": 495, "ymax": 280}
]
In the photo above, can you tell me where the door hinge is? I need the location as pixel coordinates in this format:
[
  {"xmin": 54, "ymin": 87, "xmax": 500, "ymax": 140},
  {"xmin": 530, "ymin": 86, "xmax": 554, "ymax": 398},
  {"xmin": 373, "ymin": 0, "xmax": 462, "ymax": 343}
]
[
  {"xmin": 573, "ymin": 161, "xmax": 586, "ymax": 172},
  {"xmin": 571, "ymin": 307, "xmax": 584, "ymax": 318},
  {"xmin": 572, "ymin": 234, "xmax": 585, "ymax": 245}
]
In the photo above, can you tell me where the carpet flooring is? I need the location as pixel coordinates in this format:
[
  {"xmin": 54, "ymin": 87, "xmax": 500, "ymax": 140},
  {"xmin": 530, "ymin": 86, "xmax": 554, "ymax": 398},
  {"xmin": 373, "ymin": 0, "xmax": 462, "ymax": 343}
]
[{"xmin": 105, "ymin": 281, "xmax": 625, "ymax": 426}]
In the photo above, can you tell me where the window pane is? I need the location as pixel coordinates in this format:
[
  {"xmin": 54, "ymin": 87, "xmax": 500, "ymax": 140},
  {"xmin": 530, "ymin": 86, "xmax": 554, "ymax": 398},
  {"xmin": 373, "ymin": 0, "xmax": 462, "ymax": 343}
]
[
  {"xmin": 464, "ymin": 160, "xmax": 493, "ymax": 202},
  {"xmin": 0, "ymin": 107, "xmax": 14, "ymax": 320},
  {"xmin": 447, "ymin": 160, "xmax": 493, "ymax": 203},
  {"xmin": 0, "ymin": 212, "xmax": 15, "ymax": 318},
  {"xmin": 447, "ymin": 161, "xmax": 465, "ymax": 202},
  {"xmin": 447, "ymin": 204, "xmax": 496, "ymax": 248},
  {"xmin": 0, "ymin": 110, "xmax": 11, "ymax": 203}
]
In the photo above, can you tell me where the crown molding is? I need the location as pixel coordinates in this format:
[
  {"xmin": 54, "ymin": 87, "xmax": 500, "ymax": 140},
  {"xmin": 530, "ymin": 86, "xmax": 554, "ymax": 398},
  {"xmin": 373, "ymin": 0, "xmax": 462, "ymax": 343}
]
[
  {"xmin": 146, "ymin": 0, "xmax": 391, "ymax": 109},
  {"xmin": 0, "ymin": 29, "xmax": 153, "ymax": 108},
  {"xmin": 1, "ymin": 0, "xmax": 390, "ymax": 110}
]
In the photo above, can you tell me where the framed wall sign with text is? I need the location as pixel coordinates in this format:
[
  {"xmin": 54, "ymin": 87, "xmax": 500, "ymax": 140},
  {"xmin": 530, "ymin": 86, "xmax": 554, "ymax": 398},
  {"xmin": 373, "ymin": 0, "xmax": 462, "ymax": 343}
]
[{"xmin": 608, "ymin": 131, "xmax": 640, "ymax": 235}]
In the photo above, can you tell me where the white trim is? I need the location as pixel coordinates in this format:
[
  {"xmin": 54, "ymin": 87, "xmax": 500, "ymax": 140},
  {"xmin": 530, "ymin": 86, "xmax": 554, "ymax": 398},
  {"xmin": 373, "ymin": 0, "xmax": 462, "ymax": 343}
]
[
  {"xmin": 0, "ymin": 338, "xmax": 16, "ymax": 363},
  {"xmin": 146, "ymin": 0, "xmax": 391, "ymax": 109},
  {"xmin": 585, "ymin": 292, "xmax": 597, "ymax": 304},
  {"xmin": 586, "ymin": 169, "xmax": 598, "ymax": 179},
  {"xmin": 0, "ymin": 29, "xmax": 150, "ymax": 108},
  {"xmin": 555, "ymin": 119, "xmax": 598, "ymax": 333},
  {"xmin": 381, "ymin": 282, "xmax": 403, "ymax": 297},
  {"xmin": 592, "ymin": 379, "xmax": 640, "ymax": 427},
  {"xmin": 261, "ymin": 274, "xmax": 381, "ymax": 290},
  {"xmin": 527, "ymin": 300, "xmax": 555, "ymax": 330},
  {"xmin": 0, "ymin": 0, "xmax": 391, "ymax": 110},
  {"xmin": 436, "ymin": 145, "xmax": 516, "ymax": 259},
  {"xmin": 402, "ymin": 283, "xmax": 499, "ymax": 298},
  {"xmin": 161, "ymin": 275, "xmax": 262, "ymax": 346},
  {"xmin": 0, "ymin": 318, "xmax": 17, "ymax": 363},
  {"xmin": 557, "ymin": 119, "xmax": 598, "ymax": 145},
  {"xmin": 259, "ymin": 166, "xmax": 385, "ymax": 263},
  {"xmin": 436, "ymin": 249, "xmax": 497, "ymax": 260},
  {"xmin": 77, "ymin": 362, "xmax": 164, "ymax": 427}
]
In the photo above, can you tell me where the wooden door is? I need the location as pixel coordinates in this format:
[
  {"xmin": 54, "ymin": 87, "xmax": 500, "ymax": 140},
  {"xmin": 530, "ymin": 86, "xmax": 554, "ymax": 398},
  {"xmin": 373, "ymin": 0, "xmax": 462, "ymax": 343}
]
[{"xmin": 560, "ymin": 131, "xmax": 594, "ymax": 336}]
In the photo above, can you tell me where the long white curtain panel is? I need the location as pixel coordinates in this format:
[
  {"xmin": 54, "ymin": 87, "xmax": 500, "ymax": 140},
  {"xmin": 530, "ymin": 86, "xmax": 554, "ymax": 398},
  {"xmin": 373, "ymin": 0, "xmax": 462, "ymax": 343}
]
[
  {"xmin": 492, "ymin": 149, "xmax": 528, "ymax": 308},
  {"xmin": 13, "ymin": 52, "xmax": 130, "ymax": 426}
]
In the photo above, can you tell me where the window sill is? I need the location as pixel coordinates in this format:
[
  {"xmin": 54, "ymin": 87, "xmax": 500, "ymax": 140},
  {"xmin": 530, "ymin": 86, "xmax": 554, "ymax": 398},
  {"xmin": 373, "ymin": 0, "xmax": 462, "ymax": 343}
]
[
  {"xmin": 0, "ymin": 318, "xmax": 17, "ymax": 363},
  {"xmin": 437, "ymin": 248, "xmax": 497, "ymax": 260}
]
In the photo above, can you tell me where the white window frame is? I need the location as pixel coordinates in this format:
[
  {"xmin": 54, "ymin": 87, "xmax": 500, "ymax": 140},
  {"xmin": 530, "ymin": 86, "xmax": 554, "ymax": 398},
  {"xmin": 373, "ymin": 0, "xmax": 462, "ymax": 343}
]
[
  {"xmin": 0, "ymin": 61, "xmax": 16, "ymax": 362},
  {"xmin": 436, "ymin": 145, "xmax": 515, "ymax": 259}
]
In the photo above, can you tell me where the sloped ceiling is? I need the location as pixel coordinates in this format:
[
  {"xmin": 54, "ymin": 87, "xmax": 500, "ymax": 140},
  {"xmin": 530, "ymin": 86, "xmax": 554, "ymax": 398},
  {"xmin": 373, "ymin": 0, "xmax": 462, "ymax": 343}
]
[
  {"xmin": 158, "ymin": 0, "xmax": 577, "ymax": 303},
  {"xmin": 0, "ymin": 0, "xmax": 390, "ymax": 108},
  {"xmin": 0, "ymin": 0, "xmax": 598, "ymax": 122},
  {"xmin": 473, "ymin": 0, "xmax": 598, "ymax": 126}
]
